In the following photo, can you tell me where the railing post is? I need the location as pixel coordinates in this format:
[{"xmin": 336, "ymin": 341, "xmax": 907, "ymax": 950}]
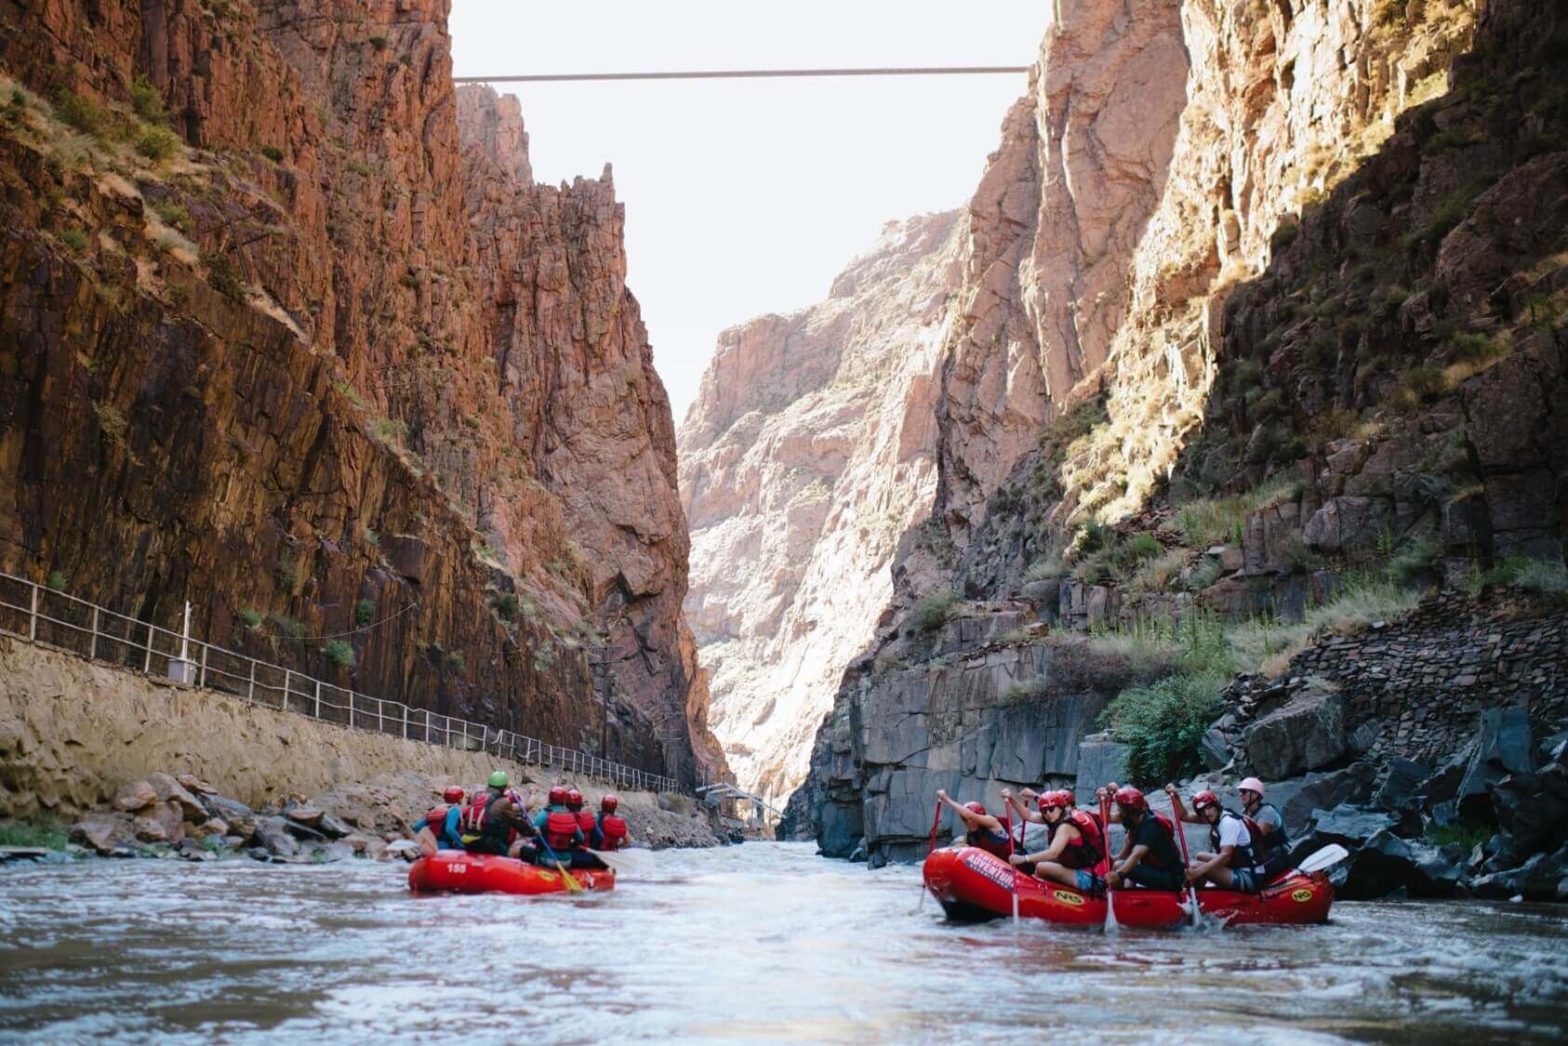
[
  {"xmin": 27, "ymin": 583, "xmax": 37, "ymax": 641},
  {"xmin": 89, "ymin": 606, "xmax": 99, "ymax": 660},
  {"xmin": 283, "ymin": 669, "xmax": 291, "ymax": 711},
  {"xmin": 248, "ymin": 660, "xmax": 256, "ymax": 702},
  {"xmin": 198, "ymin": 643, "xmax": 208, "ymax": 689},
  {"xmin": 424, "ymin": 707, "xmax": 431, "ymax": 743},
  {"xmin": 314, "ymin": 680, "xmax": 322, "ymax": 720},
  {"xmin": 143, "ymin": 623, "xmax": 154, "ymax": 674},
  {"xmin": 347, "ymin": 689, "xmax": 354, "ymax": 730}
]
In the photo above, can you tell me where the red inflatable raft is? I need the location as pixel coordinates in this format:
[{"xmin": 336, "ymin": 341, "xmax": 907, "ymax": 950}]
[
  {"xmin": 408, "ymin": 850, "xmax": 615, "ymax": 895},
  {"xmin": 922, "ymin": 846, "xmax": 1332, "ymax": 928}
]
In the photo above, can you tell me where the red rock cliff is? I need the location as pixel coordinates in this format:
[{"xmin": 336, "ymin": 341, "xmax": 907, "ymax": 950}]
[{"xmin": 0, "ymin": 0, "xmax": 724, "ymax": 782}]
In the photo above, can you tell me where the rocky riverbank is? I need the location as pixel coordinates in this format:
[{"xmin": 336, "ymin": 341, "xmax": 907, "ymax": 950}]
[{"xmin": 43, "ymin": 768, "xmax": 722, "ymax": 864}]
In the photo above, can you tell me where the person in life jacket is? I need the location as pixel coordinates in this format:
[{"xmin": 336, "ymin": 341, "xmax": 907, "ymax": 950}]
[
  {"xmin": 566, "ymin": 788, "xmax": 602, "ymax": 850},
  {"xmin": 460, "ymin": 771, "xmax": 541, "ymax": 858},
  {"xmin": 1167, "ymin": 784, "xmax": 1267, "ymax": 893},
  {"xmin": 532, "ymin": 784, "xmax": 585, "ymax": 862},
  {"xmin": 1238, "ymin": 777, "xmax": 1291, "ymax": 877},
  {"xmin": 934, "ymin": 789, "xmax": 1012, "ymax": 861},
  {"xmin": 597, "ymin": 794, "xmax": 632, "ymax": 851},
  {"xmin": 1102, "ymin": 785, "xmax": 1185, "ymax": 892},
  {"xmin": 1008, "ymin": 789, "xmax": 1107, "ymax": 894},
  {"xmin": 413, "ymin": 785, "xmax": 466, "ymax": 856}
]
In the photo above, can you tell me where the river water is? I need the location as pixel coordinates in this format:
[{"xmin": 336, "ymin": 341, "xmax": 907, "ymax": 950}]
[{"xmin": 0, "ymin": 842, "xmax": 1564, "ymax": 1043}]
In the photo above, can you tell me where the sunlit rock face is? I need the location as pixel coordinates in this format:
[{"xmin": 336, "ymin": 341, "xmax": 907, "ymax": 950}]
[{"xmin": 679, "ymin": 213, "xmax": 966, "ymax": 799}]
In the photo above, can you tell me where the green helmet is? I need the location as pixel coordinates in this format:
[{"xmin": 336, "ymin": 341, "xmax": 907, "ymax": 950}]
[{"xmin": 488, "ymin": 770, "xmax": 509, "ymax": 789}]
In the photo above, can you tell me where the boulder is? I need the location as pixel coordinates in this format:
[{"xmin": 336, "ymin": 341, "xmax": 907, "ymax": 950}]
[
  {"xmin": 1303, "ymin": 803, "xmax": 1398, "ymax": 847},
  {"xmin": 1277, "ymin": 762, "xmax": 1377, "ymax": 832},
  {"xmin": 111, "ymin": 780, "xmax": 158, "ymax": 813},
  {"xmin": 1076, "ymin": 737, "xmax": 1130, "ymax": 798},
  {"xmin": 1303, "ymin": 496, "xmax": 1392, "ymax": 552},
  {"xmin": 146, "ymin": 772, "xmax": 209, "ymax": 822},
  {"xmin": 1470, "ymin": 844, "xmax": 1568, "ymax": 902},
  {"xmin": 71, "ymin": 816, "xmax": 131, "ymax": 854},
  {"xmin": 1375, "ymin": 758, "xmax": 1433, "ymax": 811},
  {"xmin": 1199, "ymin": 728, "xmax": 1232, "ymax": 771},
  {"xmin": 343, "ymin": 834, "xmax": 388, "ymax": 860},
  {"xmin": 132, "ymin": 801, "xmax": 185, "ymax": 845},
  {"xmin": 1457, "ymin": 708, "xmax": 1535, "ymax": 817},
  {"xmin": 195, "ymin": 818, "xmax": 229, "ymax": 837},
  {"xmin": 1339, "ymin": 829, "xmax": 1463, "ymax": 900},
  {"xmin": 385, "ymin": 839, "xmax": 422, "ymax": 861},
  {"xmin": 255, "ymin": 817, "xmax": 300, "ymax": 858},
  {"xmin": 283, "ymin": 804, "xmax": 324, "ymax": 826},
  {"xmin": 178, "ymin": 774, "xmax": 218, "ymax": 795},
  {"xmin": 1243, "ymin": 688, "xmax": 1347, "ymax": 780},
  {"xmin": 201, "ymin": 795, "xmax": 257, "ymax": 839},
  {"xmin": 1491, "ymin": 763, "xmax": 1568, "ymax": 858}
]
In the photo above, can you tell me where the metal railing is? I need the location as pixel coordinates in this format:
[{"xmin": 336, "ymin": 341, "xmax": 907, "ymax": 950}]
[{"xmin": 0, "ymin": 571, "xmax": 684, "ymax": 794}]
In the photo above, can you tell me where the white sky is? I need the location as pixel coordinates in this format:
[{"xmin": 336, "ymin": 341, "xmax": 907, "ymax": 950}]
[{"xmin": 449, "ymin": 1, "xmax": 1047, "ymax": 423}]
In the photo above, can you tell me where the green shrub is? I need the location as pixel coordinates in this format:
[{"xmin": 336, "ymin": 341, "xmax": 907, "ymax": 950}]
[
  {"xmin": 1387, "ymin": 538, "xmax": 1441, "ymax": 585},
  {"xmin": 1102, "ymin": 672, "xmax": 1226, "ymax": 785},
  {"xmin": 45, "ymin": 570, "xmax": 67, "ymax": 591},
  {"xmin": 0, "ymin": 819, "xmax": 68, "ymax": 850},
  {"xmin": 154, "ymin": 202, "xmax": 191, "ymax": 230},
  {"xmin": 370, "ymin": 417, "xmax": 408, "ymax": 443},
  {"xmin": 445, "ymin": 650, "xmax": 465, "ymax": 671},
  {"xmin": 204, "ymin": 252, "xmax": 247, "ymax": 303},
  {"xmin": 495, "ymin": 593, "xmax": 519, "ymax": 622},
  {"xmin": 53, "ymin": 87, "xmax": 108, "ymax": 135},
  {"xmin": 369, "ymin": 35, "xmax": 389, "ymax": 50},
  {"xmin": 239, "ymin": 607, "xmax": 262, "ymax": 629},
  {"xmin": 910, "ymin": 590, "xmax": 957, "ymax": 632},
  {"xmin": 354, "ymin": 599, "xmax": 374, "ymax": 627},
  {"xmin": 135, "ymin": 124, "xmax": 180, "ymax": 162},
  {"xmin": 1175, "ymin": 476, "xmax": 1301, "ymax": 548},
  {"xmin": 323, "ymin": 639, "xmax": 354, "ymax": 669},
  {"xmin": 61, "ymin": 228, "xmax": 89, "ymax": 252},
  {"xmin": 1270, "ymin": 220, "xmax": 1299, "ymax": 251},
  {"xmin": 129, "ymin": 76, "xmax": 165, "ymax": 120},
  {"xmin": 268, "ymin": 612, "xmax": 303, "ymax": 640},
  {"xmin": 258, "ymin": 144, "xmax": 284, "ymax": 162},
  {"xmin": 363, "ymin": 527, "xmax": 379, "ymax": 547}
]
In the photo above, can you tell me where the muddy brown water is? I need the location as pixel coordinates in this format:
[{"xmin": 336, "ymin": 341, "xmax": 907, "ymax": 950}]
[{"xmin": 0, "ymin": 842, "xmax": 1564, "ymax": 1043}]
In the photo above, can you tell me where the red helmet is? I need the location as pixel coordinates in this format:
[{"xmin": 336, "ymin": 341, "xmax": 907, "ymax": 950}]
[
  {"xmin": 548, "ymin": 785, "xmax": 568, "ymax": 805},
  {"xmin": 442, "ymin": 785, "xmax": 465, "ymax": 803},
  {"xmin": 1038, "ymin": 790, "xmax": 1067, "ymax": 810},
  {"xmin": 963, "ymin": 801, "xmax": 987, "ymax": 816},
  {"xmin": 1058, "ymin": 787, "xmax": 1076, "ymax": 807},
  {"xmin": 1191, "ymin": 789, "xmax": 1220, "ymax": 812},
  {"xmin": 600, "ymin": 794, "xmax": 619, "ymax": 812},
  {"xmin": 565, "ymin": 788, "xmax": 584, "ymax": 808},
  {"xmin": 1114, "ymin": 786, "xmax": 1147, "ymax": 811}
]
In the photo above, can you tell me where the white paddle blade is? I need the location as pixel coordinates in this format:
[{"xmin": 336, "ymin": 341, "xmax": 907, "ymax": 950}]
[
  {"xmin": 588, "ymin": 847, "xmax": 653, "ymax": 875},
  {"xmin": 1295, "ymin": 844, "xmax": 1350, "ymax": 874}
]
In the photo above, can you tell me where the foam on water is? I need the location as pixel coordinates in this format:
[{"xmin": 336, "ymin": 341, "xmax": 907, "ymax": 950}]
[{"xmin": 0, "ymin": 843, "xmax": 1564, "ymax": 1043}]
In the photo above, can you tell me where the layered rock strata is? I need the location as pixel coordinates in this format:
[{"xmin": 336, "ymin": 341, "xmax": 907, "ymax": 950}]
[
  {"xmin": 0, "ymin": 0, "xmax": 722, "ymax": 781},
  {"xmin": 679, "ymin": 213, "xmax": 964, "ymax": 799}
]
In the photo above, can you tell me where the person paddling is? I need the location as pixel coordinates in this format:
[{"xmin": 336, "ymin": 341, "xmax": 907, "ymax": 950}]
[
  {"xmin": 935, "ymin": 789, "xmax": 1012, "ymax": 860},
  {"xmin": 1168, "ymin": 785, "xmax": 1267, "ymax": 893},
  {"xmin": 1007, "ymin": 790, "xmax": 1105, "ymax": 894},
  {"xmin": 413, "ymin": 785, "xmax": 466, "ymax": 856},
  {"xmin": 1101, "ymin": 785, "xmax": 1184, "ymax": 892},
  {"xmin": 1238, "ymin": 777, "xmax": 1291, "ymax": 877},
  {"xmin": 460, "ymin": 771, "xmax": 542, "ymax": 859}
]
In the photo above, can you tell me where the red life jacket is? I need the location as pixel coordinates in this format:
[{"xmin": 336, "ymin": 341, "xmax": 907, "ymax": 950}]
[
  {"xmin": 575, "ymin": 809, "xmax": 597, "ymax": 843},
  {"xmin": 460, "ymin": 791, "xmax": 500, "ymax": 836},
  {"xmin": 422, "ymin": 805, "xmax": 451, "ymax": 832},
  {"xmin": 1059, "ymin": 809, "xmax": 1105, "ymax": 870},
  {"xmin": 599, "ymin": 814, "xmax": 629, "ymax": 849},
  {"xmin": 544, "ymin": 810, "xmax": 580, "ymax": 852}
]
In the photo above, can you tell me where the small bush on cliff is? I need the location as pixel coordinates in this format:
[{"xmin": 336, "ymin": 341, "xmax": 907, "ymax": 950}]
[
  {"xmin": 323, "ymin": 639, "xmax": 354, "ymax": 669},
  {"xmin": 909, "ymin": 590, "xmax": 957, "ymax": 633},
  {"xmin": 0, "ymin": 819, "xmax": 68, "ymax": 851},
  {"xmin": 135, "ymin": 124, "xmax": 180, "ymax": 163},
  {"xmin": 258, "ymin": 144, "xmax": 284, "ymax": 163},
  {"xmin": 60, "ymin": 228, "xmax": 88, "ymax": 252},
  {"xmin": 494, "ymin": 593, "xmax": 519, "ymax": 622},
  {"xmin": 239, "ymin": 608, "xmax": 262, "ymax": 629},
  {"xmin": 130, "ymin": 76, "xmax": 165, "ymax": 121},
  {"xmin": 354, "ymin": 599, "xmax": 374, "ymax": 627},
  {"xmin": 1103, "ymin": 673, "xmax": 1225, "ymax": 785},
  {"xmin": 204, "ymin": 252, "xmax": 247, "ymax": 303}
]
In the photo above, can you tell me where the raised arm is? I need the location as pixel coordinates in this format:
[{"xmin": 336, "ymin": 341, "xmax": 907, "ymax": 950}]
[
  {"xmin": 935, "ymin": 789, "xmax": 1002, "ymax": 832},
  {"xmin": 1164, "ymin": 784, "xmax": 1201, "ymax": 825},
  {"xmin": 1001, "ymin": 789, "xmax": 1043, "ymax": 825}
]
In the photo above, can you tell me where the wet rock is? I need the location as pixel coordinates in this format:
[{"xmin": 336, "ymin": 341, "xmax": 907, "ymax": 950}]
[
  {"xmin": 1199, "ymin": 727, "xmax": 1231, "ymax": 771},
  {"xmin": 343, "ymin": 834, "xmax": 388, "ymax": 860},
  {"xmin": 385, "ymin": 839, "xmax": 422, "ymax": 862},
  {"xmin": 1340, "ymin": 829, "xmax": 1461, "ymax": 900},
  {"xmin": 202, "ymin": 795, "xmax": 257, "ymax": 839},
  {"xmin": 1242, "ymin": 687, "xmax": 1346, "ymax": 780},
  {"xmin": 283, "ymin": 805, "xmax": 325, "ymax": 826},
  {"xmin": 1375, "ymin": 758, "xmax": 1432, "ymax": 811},
  {"xmin": 1304, "ymin": 803, "xmax": 1398, "ymax": 847},
  {"xmin": 195, "ymin": 818, "xmax": 229, "ymax": 837},
  {"xmin": 111, "ymin": 780, "xmax": 158, "ymax": 813},
  {"xmin": 1076, "ymin": 737, "xmax": 1130, "ymax": 798},
  {"xmin": 176, "ymin": 838, "xmax": 216, "ymax": 862},
  {"xmin": 132, "ymin": 802, "xmax": 185, "ymax": 845},
  {"xmin": 314, "ymin": 814, "xmax": 354, "ymax": 840},
  {"xmin": 1470, "ymin": 844, "xmax": 1568, "ymax": 902},
  {"xmin": 311, "ymin": 842, "xmax": 356, "ymax": 864}
]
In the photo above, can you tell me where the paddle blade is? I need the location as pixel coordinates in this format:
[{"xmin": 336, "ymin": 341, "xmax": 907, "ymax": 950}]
[
  {"xmin": 1296, "ymin": 844, "xmax": 1350, "ymax": 874},
  {"xmin": 587, "ymin": 847, "xmax": 653, "ymax": 876}
]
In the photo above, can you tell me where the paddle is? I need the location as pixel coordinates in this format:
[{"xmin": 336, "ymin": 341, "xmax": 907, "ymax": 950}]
[
  {"xmin": 917, "ymin": 797, "xmax": 942, "ymax": 913},
  {"xmin": 1100, "ymin": 793, "xmax": 1117, "ymax": 932},
  {"xmin": 1005, "ymin": 807, "xmax": 1019, "ymax": 926},
  {"xmin": 1170, "ymin": 801, "xmax": 1199, "ymax": 928},
  {"xmin": 1294, "ymin": 844, "xmax": 1349, "ymax": 874},
  {"xmin": 534, "ymin": 835, "xmax": 583, "ymax": 894},
  {"xmin": 586, "ymin": 846, "xmax": 651, "ymax": 876}
]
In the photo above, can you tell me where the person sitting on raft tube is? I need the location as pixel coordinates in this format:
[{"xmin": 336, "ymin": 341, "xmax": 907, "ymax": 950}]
[
  {"xmin": 1167, "ymin": 785, "xmax": 1267, "ymax": 893},
  {"xmin": 413, "ymin": 785, "xmax": 466, "ymax": 856},
  {"xmin": 534, "ymin": 785, "xmax": 598, "ymax": 867},
  {"xmin": 460, "ymin": 771, "xmax": 542, "ymax": 858},
  {"xmin": 567, "ymin": 788, "xmax": 602, "ymax": 850},
  {"xmin": 1006, "ymin": 789, "xmax": 1106, "ymax": 894},
  {"xmin": 934, "ymin": 789, "xmax": 1012, "ymax": 860},
  {"xmin": 1238, "ymin": 777, "xmax": 1291, "ymax": 877},
  {"xmin": 597, "ymin": 794, "xmax": 632, "ymax": 851},
  {"xmin": 1101, "ymin": 786, "xmax": 1185, "ymax": 892}
]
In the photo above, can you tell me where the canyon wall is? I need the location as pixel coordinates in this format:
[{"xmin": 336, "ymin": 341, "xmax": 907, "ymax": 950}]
[
  {"xmin": 0, "ymin": 0, "xmax": 722, "ymax": 782},
  {"xmin": 786, "ymin": 0, "xmax": 1568, "ymax": 859},
  {"xmin": 679, "ymin": 214, "xmax": 964, "ymax": 799}
]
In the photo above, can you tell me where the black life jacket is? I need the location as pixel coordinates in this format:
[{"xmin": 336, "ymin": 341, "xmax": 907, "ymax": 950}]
[
  {"xmin": 1135, "ymin": 812, "xmax": 1182, "ymax": 871},
  {"xmin": 967, "ymin": 825, "xmax": 1012, "ymax": 861},
  {"xmin": 1210, "ymin": 809, "xmax": 1266, "ymax": 874},
  {"xmin": 1250, "ymin": 802, "xmax": 1291, "ymax": 874}
]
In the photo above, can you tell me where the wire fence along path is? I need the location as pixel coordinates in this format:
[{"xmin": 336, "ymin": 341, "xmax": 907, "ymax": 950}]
[{"xmin": 0, "ymin": 571, "xmax": 685, "ymax": 795}]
